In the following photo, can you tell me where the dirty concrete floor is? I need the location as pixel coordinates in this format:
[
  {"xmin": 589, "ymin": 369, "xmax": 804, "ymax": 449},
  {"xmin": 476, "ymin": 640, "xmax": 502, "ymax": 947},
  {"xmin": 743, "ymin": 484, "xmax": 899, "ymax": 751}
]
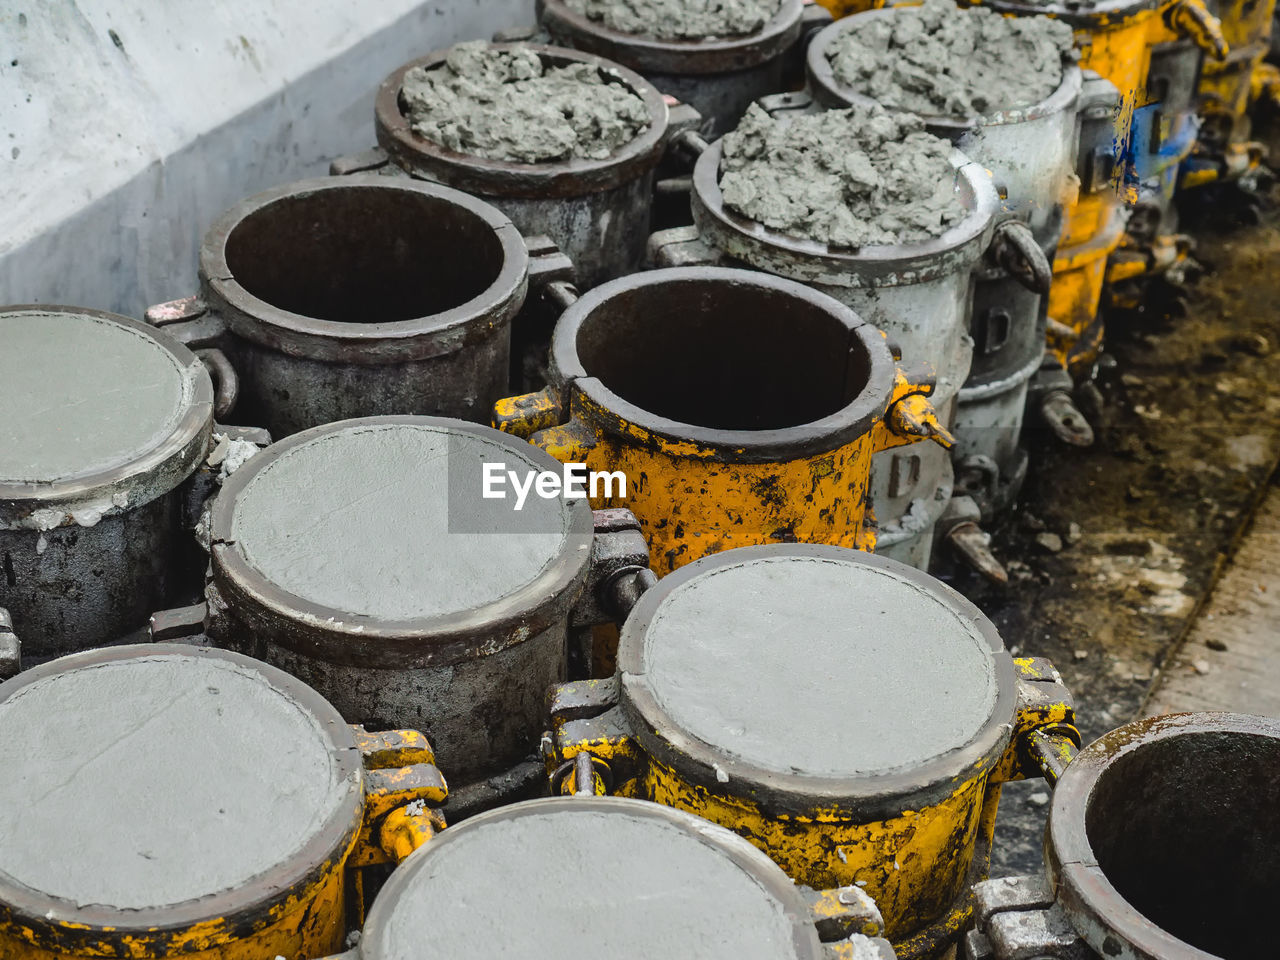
[
  {"xmin": 941, "ymin": 185, "xmax": 1280, "ymax": 878},
  {"xmin": 1145, "ymin": 480, "xmax": 1280, "ymax": 717}
]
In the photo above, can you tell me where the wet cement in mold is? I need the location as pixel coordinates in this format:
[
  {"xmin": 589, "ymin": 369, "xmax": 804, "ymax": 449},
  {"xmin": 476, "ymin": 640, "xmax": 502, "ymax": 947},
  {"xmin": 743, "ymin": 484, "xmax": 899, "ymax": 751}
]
[
  {"xmin": 401, "ymin": 41, "xmax": 651, "ymax": 163},
  {"xmin": 0, "ymin": 653, "xmax": 350, "ymax": 909},
  {"xmin": 636, "ymin": 554, "xmax": 999, "ymax": 778},
  {"xmin": 718, "ymin": 102, "xmax": 966, "ymax": 247},
  {"xmin": 0, "ymin": 311, "xmax": 193, "ymax": 485},
  {"xmin": 377, "ymin": 805, "xmax": 804, "ymax": 959},
  {"xmin": 227, "ymin": 422, "xmax": 575, "ymax": 622},
  {"xmin": 825, "ymin": 0, "xmax": 1074, "ymax": 119},
  {"xmin": 563, "ymin": 0, "xmax": 782, "ymax": 41}
]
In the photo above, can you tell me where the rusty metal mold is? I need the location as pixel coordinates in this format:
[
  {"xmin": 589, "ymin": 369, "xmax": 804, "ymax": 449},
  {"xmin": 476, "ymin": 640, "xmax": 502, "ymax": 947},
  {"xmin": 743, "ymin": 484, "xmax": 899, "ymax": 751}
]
[
  {"xmin": 681, "ymin": 139, "xmax": 998, "ymax": 568},
  {"xmin": 201, "ymin": 415, "xmax": 647, "ymax": 819},
  {"xmin": 357, "ymin": 796, "xmax": 895, "ymax": 959},
  {"xmin": 539, "ymin": 0, "xmax": 807, "ymax": 135},
  {"xmin": 1047, "ymin": 712, "xmax": 1280, "ymax": 960},
  {"xmin": 0, "ymin": 306, "xmax": 215, "ymax": 659},
  {"xmin": 375, "ymin": 44, "xmax": 671, "ymax": 288},
  {"xmin": 156, "ymin": 175, "xmax": 532, "ymax": 439},
  {"xmin": 492, "ymin": 266, "xmax": 954, "ymax": 574}
]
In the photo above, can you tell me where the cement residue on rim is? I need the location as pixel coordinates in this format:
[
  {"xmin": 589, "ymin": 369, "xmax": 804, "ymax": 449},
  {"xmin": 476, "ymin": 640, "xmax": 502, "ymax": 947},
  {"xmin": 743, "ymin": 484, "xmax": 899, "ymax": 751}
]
[
  {"xmin": 400, "ymin": 41, "xmax": 651, "ymax": 163},
  {"xmin": 562, "ymin": 0, "xmax": 782, "ymax": 40},
  {"xmin": 717, "ymin": 103, "xmax": 967, "ymax": 247},
  {"xmin": 0, "ymin": 310, "xmax": 196, "ymax": 485},
  {"xmin": 0, "ymin": 653, "xmax": 350, "ymax": 910},
  {"xmin": 226, "ymin": 422, "xmax": 575, "ymax": 623},
  {"xmin": 822, "ymin": 0, "xmax": 1074, "ymax": 119},
  {"xmin": 635, "ymin": 554, "xmax": 999, "ymax": 778},
  {"xmin": 370, "ymin": 803, "xmax": 810, "ymax": 959}
]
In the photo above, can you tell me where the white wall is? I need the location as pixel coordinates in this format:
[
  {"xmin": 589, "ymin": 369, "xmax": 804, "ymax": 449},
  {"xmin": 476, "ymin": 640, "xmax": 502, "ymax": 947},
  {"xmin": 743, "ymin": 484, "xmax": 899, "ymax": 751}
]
[{"xmin": 0, "ymin": 0, "xmax": 536, "ymax": 316}]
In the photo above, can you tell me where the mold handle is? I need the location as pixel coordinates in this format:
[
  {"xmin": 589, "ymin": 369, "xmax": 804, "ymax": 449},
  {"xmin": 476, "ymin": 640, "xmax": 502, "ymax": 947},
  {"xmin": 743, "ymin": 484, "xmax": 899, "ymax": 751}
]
[
  {"xmin": 546, "ymin": 677, "xmax": 645, "ymax": 797},
  {"xmin": 876, "ymin": 367, "xmax": 955, "ymax": 452},
  {"xmin": 493, "ymin": 384, "xmax": 565, "ymax": 439},
  {"xmin": 996, "ymin": 657, "xmax": 1081, "ymax": 787},
  {"xmin": 990, "ymin": 220, "xmax": 1052, "ymax": 296},
  {"xmin": 144, "ymin": 295, "xmax": 239, "ymax": 418},
  {"xmin": 350, "ymin": 726, "xmax": 449, "ymax": 867},
  {"xmin": 571, "ymin": 509, "xmax": 655, "ymax": 629}
]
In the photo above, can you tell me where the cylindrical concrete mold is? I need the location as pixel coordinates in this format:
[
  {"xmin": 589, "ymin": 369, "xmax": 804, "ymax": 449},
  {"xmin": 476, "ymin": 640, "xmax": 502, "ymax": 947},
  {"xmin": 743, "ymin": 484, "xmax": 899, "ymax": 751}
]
[
  {"xmin": 0, "ymin": 306, "xmax": 216, "ymax": 660},
  {"xmin": 197, "ymin": 415, "xmax": 648, "ymax": 819},
  {"xmin": 807, "ymin": 10, "xmax": 1079, "ymax": 518},
  {"xmin": 0, "ymin": 643, "xmax": 447, "ymax": 959},
  {"xmin": 1106, "ymin": 29, "xmax": 1207, "ymax": 299},
  {"xmin": 538, "ymin": 0, "xmax": 810, "ymax": 136},
  {"xmin": 967, "ymin": 712, "xmax": 1280, "ymax": 960},
  {"xmin": 953, "ymin": 273, "xmax": 1048, "ymax": 517},
  {"xmin": 374, "ymin": 44, "xmax": 673, "ymax": 289},
  {"xmin": 806, "ymin": 11, "xmax": 1082, "ymax": 247},
  {"xmin": 547, "ymin": 544, "xmax": 1079, "ymax": 960},
  {"xmin": 342, "ymin": 796, "xmax": 897, "ymax": 960},
  {"xmin": 493, "ymin": 267, "xmax": 953, "ymax": 576},
  {"xmin": 971, "ymin": 0, "xmax": 1226, "ymax": 374},
  {"xmin": 678, "ymin": 142, "xmax": 999, "ymax": 570},
  {"xmin": 147, "ymin": 176, "xmax": 543, "ymax": 440},
  {"xmin": 1183, "ymin": 0, "xmax": 1275, "ymax": 188},
  {"xmin": 1047, "ymin": 199, "xmax": 1129, "ymax": 372}
]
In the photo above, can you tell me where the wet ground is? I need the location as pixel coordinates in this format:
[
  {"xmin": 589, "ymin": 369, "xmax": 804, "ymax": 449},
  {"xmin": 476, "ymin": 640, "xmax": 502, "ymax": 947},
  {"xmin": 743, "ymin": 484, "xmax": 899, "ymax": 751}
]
[{"xmin": 941, "ymin": 183, "xmax": 1280, "ymax": 877}]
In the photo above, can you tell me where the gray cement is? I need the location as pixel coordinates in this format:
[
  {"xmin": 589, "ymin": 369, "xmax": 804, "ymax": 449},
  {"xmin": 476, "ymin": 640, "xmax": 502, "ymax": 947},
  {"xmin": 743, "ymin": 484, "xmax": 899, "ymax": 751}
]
[
  {"xmin": 719, "ymin": 103, "xmax": 966, "ymax": 247},
  {"xmin": 0, "ymin": 311, "xmax": 190, "ymax": 485},
  {"xmin": 401, "ymin": 42, "xmax": 651, "ymax": 163},
  {"xmin": 637, "ymin": 555, "xmax": 999, "ymax": 777},
  {"xmin": 563, "ymin": 0, "xmax": 781, "ymax": 40},
  {"xmin": 376, "ymin": 806, "xmax": 804, "ymax": 958},
  {"xmin": 824, "ymin": 0, "xmax": 1074, "ymax": 119},
  {"xmin": 229, "ymin": 423, "xmax": 573, "ymax": 621},
  {"xmin": 0, "ymin": 653, "xmax": 350, "ymax": 909}
]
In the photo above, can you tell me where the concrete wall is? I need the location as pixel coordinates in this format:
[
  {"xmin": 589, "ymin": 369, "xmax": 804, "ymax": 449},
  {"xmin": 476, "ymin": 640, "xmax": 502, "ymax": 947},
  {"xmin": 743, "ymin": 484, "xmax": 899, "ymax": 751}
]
[{"xmin": 0, "ymin": 0, "xmax": 535, "ymax": 317}]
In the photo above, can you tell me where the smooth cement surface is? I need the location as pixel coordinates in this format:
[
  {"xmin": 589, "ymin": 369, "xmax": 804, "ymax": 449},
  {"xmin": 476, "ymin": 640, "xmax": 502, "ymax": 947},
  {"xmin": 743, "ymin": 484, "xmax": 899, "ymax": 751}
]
[
  {"xmin": 0, "ymin": 654, "xmax": 349, "ymax": 909},
  {"xmin": 639, "ymin": 555, "xmax": 1000, "ymax": 777},
  {"xmin": 377, "ymin": 806, "xmax": 805, "ymax": 958},
  {"xmin": 0, "ymin": 311, "xmax": 191, "ymax": 485},
  {"xmin": 229, "ymin": 423, "xmax": 575, "ymax": 622}
]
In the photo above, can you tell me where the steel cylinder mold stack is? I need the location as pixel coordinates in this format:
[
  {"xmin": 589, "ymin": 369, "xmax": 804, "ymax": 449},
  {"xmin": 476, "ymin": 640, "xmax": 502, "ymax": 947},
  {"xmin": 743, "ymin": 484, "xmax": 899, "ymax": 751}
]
[
  {"xmin": 1182, "ymin": 0, "xmax": 1278, "ymax": 192},
  {"xmin": 965, "ymin": 712, "xmax": 1280, "ymax": 960},
  {"xmin": 545, "ymin": 545, "xmax": 1078, "ymax": 959},
  {"xmin": 0, "ymin": 644, "xmax": 447, "ymax": 959},
  {"xmin": 346, "ymin": 797, "xmax": 896, "ymax": 959},
  {"xmin": 493, "ymin": 266, "xmax": 951, "ymax": 574},
  {"xmin": 156, "ymin": 415, "xmax": 650, "ymax": 820},
  {"xmin": 1105, "ymin": 0, "xmax": 1228, "ymax": 309},
  {"xmin": 801, "ymin": 2, "xmax": 1096, "ymax": 575},
  {"xmin": 648, "ymin": 117, "xmax": 1000, "ymax": 573}
]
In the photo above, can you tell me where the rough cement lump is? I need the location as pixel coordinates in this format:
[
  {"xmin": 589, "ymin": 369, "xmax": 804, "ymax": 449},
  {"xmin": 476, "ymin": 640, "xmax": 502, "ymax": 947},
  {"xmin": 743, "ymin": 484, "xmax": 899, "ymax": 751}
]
[
  {"xmin": 402, "ymin": 42, "xmax": 651, "ymax": 163},
  {"xmin": 718, "ymin": 103, "xmax": 966, "ymax": 247},
  {"xmin": 825, "ymin": 0, "xmax": 1075, "ymax": 118},
  {"xmin": 563, "ymin": 0, "xmax": 782, "ymax": 40}
]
